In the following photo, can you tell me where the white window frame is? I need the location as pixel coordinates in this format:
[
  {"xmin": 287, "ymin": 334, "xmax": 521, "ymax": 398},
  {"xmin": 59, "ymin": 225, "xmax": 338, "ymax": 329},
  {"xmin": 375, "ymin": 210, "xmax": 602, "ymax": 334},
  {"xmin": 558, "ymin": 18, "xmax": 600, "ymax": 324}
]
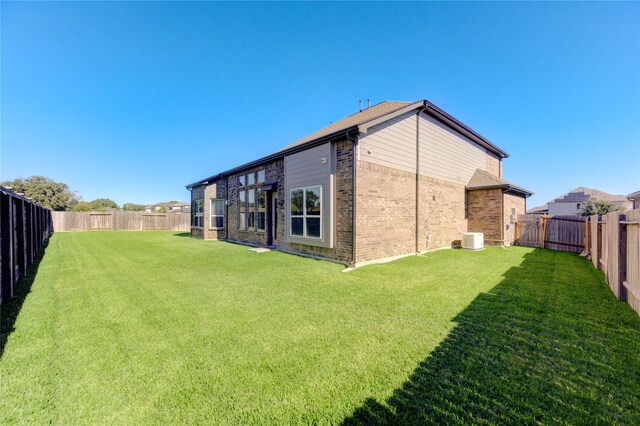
[
  {"xmin": 289, "ymin": 185, "xmax": 322, "ymax": 239},
  {"xmin": 210, "ymin": 198, "xmax": 224, "ymax": 229}
]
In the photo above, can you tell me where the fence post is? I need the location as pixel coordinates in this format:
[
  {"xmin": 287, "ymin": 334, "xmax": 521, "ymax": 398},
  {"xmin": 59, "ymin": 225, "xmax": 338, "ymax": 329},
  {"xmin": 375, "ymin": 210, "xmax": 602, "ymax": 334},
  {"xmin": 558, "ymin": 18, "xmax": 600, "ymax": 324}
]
[
  {"xmin": 1, "ymin": 192, "xmax": 15, "ymax": 300},
  {"xmin": 15, "ymin": 198, "xmax": 26, "ymax": 278},
  {"xmin": 619, "ymin": 214, "xmax": 627, "ymax": 301}
]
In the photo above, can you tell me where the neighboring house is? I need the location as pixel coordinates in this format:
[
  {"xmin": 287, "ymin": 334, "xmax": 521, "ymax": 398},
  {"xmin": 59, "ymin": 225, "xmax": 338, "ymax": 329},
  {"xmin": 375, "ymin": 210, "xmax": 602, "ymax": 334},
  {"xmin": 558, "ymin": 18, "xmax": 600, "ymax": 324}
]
[
  {"xmin": 186, "ymin": 99, "xmax": 532, "ymax": 267},
  {"xmin": 144, "ymin": 202, "xmax": 190, "ymax": 213},
  {"xmin": 167, "ymin": 202, "xmax": 190, "ymax": 212},
  {"xmin": 547, "ymin": 187, "xmax": 632, "ymax": 216},
  {"xmin": 628, "ymin": 191, "xmax": 640, "ymax": 210},
  {"xmin": 526, "ymin": 204, "xmax": 549, "ymax": 215}
]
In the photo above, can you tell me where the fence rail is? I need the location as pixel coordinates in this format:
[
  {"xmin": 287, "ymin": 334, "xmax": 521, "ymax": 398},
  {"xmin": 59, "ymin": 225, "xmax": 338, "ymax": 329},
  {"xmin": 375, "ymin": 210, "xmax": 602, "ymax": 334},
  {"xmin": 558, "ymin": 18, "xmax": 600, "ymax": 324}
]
[
  {"xmin": 1, "ymin": 186, "xmax": 52, "ymax": 304},
  {"xmin": 51, "ymin": 211, "xmax": 190, "ymax": 232}
]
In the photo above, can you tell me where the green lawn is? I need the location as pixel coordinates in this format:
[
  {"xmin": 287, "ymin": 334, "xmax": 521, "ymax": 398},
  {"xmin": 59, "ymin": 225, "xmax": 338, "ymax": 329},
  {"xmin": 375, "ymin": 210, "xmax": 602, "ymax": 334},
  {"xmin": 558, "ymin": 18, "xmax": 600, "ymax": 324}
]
[{"xmin": 1, "ymin": 232, "xmax": 639, "ymax": 424}]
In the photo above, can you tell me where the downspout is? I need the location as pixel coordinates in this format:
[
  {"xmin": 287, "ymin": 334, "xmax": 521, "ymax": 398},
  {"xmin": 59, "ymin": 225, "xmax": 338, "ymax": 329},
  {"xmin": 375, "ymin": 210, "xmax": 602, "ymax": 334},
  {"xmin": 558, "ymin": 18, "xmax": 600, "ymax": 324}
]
[
  {"xmin": 346, "ymin": 131, "xmax": 357, "ymax": 266},
  {"xmin": 415, "ymin": 102, "xmax": 427, "ymax": 254}
]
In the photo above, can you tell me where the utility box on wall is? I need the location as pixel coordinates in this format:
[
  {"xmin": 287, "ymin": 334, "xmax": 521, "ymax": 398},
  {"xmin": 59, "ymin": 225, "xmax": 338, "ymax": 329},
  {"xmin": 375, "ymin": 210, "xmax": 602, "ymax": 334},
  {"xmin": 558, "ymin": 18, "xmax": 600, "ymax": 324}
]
[{"xmin": 462, "ymin": 232, "xmax": 484, "ymax": 250}]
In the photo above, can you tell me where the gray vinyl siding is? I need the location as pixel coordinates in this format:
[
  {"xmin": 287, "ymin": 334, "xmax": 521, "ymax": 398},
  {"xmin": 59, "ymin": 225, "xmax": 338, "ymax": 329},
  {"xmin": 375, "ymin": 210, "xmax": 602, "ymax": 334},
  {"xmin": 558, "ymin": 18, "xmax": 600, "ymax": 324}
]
[
  {"xmin": 418, "ymin": 114, "xmax": 486, "ymax": 184},
  {"xmin": 359, "ymin": 111, "xmax": 486, "ymax": 185},
  {"xmin": 284, "ymin": 143, "xmax": 335, "ymax": 248},
  {"xmin": 358, "ymin": 111, "xmax": 417, "ymax": 174}
]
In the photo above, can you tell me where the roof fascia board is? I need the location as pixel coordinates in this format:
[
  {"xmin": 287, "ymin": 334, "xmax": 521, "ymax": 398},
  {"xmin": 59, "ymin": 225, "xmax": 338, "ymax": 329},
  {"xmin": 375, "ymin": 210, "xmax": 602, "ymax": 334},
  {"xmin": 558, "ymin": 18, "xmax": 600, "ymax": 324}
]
[
  {"xmin": 357, "ymin": 101, "xmax": 425, "ymax": 134},
  {"xmin": 467, "ymin": 183, "xmax": 533, "ymax": 197}
]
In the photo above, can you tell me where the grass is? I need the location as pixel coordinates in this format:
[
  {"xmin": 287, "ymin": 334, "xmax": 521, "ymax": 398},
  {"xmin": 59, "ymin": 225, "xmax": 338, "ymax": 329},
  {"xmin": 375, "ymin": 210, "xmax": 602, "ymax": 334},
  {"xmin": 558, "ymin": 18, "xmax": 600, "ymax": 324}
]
[{"xmin": 1, "ymin": 231, "xmax": 639, "ymax": 424}]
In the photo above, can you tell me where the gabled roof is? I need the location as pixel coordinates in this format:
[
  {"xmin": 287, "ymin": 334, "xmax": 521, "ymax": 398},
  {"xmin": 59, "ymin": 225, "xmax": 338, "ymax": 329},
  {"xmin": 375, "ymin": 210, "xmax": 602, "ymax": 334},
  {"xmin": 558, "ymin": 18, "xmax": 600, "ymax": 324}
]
[
  {"xmin": 550, "ymin": 187, "xmax": 629, "ymax": 204},
  {"xmin": 466, "ymin": 169, "xmax": 533, "ymax": 197},
  {"xmin": 187, "ymin": 99, "xmax": 510, "ymax": 189},
  {"xmin": 527, "ymin": 204, "xmax": 549, "ymax": 214},
  {"xmin": 273, "ymin": 101, "xmax": 413, "ymax": 153}
]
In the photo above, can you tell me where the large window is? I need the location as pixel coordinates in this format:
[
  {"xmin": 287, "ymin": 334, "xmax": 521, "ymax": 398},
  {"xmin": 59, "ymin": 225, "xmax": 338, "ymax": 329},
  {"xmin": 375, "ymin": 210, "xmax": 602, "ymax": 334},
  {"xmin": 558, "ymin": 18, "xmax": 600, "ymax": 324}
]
[
  {"xmin": 290, "ymin": 186, "xmax": 321, "ymax": 238},
  {"xmin": 237, "ymin": 169, "xmax": 267, "ymax": 232},
  {"xmin": 247, "ymin": 190, "xmax": 255, "ymax": 229},
  {"xmin": 210, "ymin": 199, "xmax": 224, "ymax": 229},
  {"xmin": 239, "ymin": 191, "xmax": 246, "ymax": 230},
  {"xmin": 257, "ymin": 190, "xmax": 266, "ymax": 231},
  {"xmin": 193, "ymin": 199, "xmax": 204, "ymax": 227}
]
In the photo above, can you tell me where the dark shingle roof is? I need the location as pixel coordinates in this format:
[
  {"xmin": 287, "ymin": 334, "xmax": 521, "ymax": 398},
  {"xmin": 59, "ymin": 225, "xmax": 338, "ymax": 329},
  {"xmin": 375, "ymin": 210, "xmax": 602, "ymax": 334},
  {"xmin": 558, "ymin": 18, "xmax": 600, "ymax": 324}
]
[
  {"xmin": 466, "ymin": 169, "xmax": 533, "ymax": 197},
  {"xmin": 187, "ymin": 99, "xmax": 511, "ymax": 189},
  {"xmin": 273, "ymin": 101, "xmax": 413, "ymax": 153}
]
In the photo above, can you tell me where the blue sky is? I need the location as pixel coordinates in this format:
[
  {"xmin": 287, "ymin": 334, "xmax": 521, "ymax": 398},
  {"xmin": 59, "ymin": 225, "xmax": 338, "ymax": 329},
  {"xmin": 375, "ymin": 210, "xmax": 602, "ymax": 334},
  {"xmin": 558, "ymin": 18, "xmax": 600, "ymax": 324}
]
[{"xmin": 2, "ymin": 1, "xmax": 638, "ymax": 208}]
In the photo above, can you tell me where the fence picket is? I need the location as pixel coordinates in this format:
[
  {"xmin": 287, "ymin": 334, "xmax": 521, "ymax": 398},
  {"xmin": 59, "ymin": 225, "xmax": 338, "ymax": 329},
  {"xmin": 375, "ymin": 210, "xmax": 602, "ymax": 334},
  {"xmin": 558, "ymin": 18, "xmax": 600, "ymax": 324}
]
[{"xmin": 51, "ymin": 211, "xmax": 190, "ymax": 232}]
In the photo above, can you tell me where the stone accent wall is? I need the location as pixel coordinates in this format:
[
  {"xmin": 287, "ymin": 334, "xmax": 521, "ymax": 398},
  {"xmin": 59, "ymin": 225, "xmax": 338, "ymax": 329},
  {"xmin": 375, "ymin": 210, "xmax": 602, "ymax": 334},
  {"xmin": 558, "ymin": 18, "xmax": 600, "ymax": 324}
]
[
  {"xmin": 418, "ymin": 176, "xmax": 467, "ymax": 252},
  {"xmin": 190, "ymin": 184, "xmax": 205, "ymax": 239},
  {"xmin": 203, "ymin": 179, "xmax": 227, "ymax": 240},
  {"xmin": 485, "ymin": 152, "xmax": 502, "ymax": 178},
  {"xmin": 467, "ymin": 189, "xmax": 503, "ymax": 245},
  {"xmin": 503, "ymin": 193, "xmax": 526, "ymax": 246}
]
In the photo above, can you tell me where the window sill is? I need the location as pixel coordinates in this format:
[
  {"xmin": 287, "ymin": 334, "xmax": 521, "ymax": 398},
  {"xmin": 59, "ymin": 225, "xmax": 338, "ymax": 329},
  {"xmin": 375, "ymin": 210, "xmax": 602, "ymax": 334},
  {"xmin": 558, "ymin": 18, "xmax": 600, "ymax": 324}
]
[{"xmin": 208, "ymin": 228, "xmax": 224, "ymax": 231}]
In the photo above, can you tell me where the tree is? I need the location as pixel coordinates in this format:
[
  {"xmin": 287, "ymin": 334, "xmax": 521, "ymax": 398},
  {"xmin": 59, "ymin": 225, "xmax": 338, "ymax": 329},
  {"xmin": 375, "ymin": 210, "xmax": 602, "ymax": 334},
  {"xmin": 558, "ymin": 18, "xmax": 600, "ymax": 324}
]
[
  {"xmin": 123, "ymin": 203, "xmax": 146, "ymax": 211},
  {"xmin": 581, "ymin": 200, "xmax": 625, "ymax": 216},
  {"xmin": 0, "ymin": 176, "xmax": 79, "ymax": 211},
  {"xmin": 72, "ymin": 201, "xmax": 92, "ymax": 212},
  {"xmin": 89, "ymin": 198, "xmax": 119, "ymax": 211}
]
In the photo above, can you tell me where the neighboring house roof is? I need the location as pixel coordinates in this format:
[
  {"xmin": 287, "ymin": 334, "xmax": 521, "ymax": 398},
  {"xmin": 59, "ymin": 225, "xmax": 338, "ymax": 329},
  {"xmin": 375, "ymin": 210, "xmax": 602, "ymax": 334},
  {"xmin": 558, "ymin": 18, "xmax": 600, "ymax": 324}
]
[
  {"xmin": 628, "ymin": 190, "xmax": 640, "ymax": 200},
  {"xmin": 527, "ymin": 204, "xmax": 549, "ymax": 214},
  {"xmin": 466, "ymin": 169, "xmax": 533, "ymax": 197},
  {"xmin": 187, "ymin": 99, "xmax": 510, "ymax": 189},
  {"xmin": 168, "ymin": 202, "xmax": 190, "ymax": 208},
  {"xmin": 550, "ymin": 187, "xmax": 630, "ymax": 204}
]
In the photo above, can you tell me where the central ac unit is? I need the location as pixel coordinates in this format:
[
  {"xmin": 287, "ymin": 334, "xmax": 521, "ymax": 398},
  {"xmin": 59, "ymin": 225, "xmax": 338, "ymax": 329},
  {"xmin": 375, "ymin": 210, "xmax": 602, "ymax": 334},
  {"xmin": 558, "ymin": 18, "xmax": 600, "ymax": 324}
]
[{"xmin": 462, "ymin": 232, "xmax": 484, "ymax": 250}]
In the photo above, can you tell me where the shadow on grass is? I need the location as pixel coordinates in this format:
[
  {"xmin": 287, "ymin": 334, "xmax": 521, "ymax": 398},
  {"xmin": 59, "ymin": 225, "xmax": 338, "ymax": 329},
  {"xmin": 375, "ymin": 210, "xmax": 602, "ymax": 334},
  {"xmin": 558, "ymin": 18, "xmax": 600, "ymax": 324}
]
[
  {"xmin": 343, "ymin": 249, "xmax": 640, "ymax": 425},
  {"xmin": 172, "ymin": 232, "xmax": 191, "ymax": 238},
  {"xmin": 1, "ymin": 241, "xmax": 49, "ymax": 360}
]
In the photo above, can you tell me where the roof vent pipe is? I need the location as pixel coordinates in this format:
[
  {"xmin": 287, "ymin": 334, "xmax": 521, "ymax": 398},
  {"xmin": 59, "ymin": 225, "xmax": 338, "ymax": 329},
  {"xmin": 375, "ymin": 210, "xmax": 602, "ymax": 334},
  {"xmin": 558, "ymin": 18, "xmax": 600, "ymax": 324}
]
[
  {"xmin": 367, "ymin": 99, "xmax": 371, "ymax": 109},
  {"xmin": 359, "ymin": 100, "xmax": 362, "ymax": 112}
]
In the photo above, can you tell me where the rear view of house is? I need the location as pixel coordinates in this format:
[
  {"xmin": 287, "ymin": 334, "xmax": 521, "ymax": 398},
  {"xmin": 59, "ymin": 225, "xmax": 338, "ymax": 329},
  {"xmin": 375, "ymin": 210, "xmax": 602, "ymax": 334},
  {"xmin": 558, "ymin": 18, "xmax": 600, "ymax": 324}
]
[{"xmin": 187, "ymin": 99, "xmax": 532, "ymax": 266}]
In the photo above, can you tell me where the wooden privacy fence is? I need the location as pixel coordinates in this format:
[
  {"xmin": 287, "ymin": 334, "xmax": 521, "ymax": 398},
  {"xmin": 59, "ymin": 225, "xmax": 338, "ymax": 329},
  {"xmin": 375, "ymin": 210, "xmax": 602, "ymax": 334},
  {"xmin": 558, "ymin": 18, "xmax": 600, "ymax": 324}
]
[
  {"xmin": 589, "ymin": 210, "xmax": 640, "ymax": 315},
  {"xmin": 516, "ymin": 211, "xmax": 640, "ymax": 315},
  {"xmin": 515, "ymin": 215, "xmax": 587, "ymax": 253},
  {"xmin": 1, "ymin": 186, "xmax": 52, "ymax": 304},
  {"xmin": 51, "ymin": 211, "xmax": 191, "ymax": 232}
]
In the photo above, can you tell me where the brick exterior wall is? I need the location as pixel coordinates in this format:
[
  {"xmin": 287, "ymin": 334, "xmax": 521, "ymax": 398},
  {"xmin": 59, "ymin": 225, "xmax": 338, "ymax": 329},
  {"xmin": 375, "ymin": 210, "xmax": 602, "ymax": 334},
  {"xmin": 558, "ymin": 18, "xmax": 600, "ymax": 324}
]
[
  {"xmin": 485, "ymin": 152, "xmax": 502, "ymax": 178},
  {"xmin": 355, "ymin": 161, "xmax": 416, "ymax": 263},
  {"xmin": 195, "ymin": 139, "xmax": 354, "ymax": 264},
  {"xmin": 418, "ymin": 176, "xmax": 467, "ymax": 252},
  {"xmin": 190, "ymin": 130, "xmax": 513, "ymax": 264},
  {"xmin": 467, "ymin": 189, "xmax": 503, "ymax": 245},
  {"xmin": 355, "ymin": 163, "xmax": 469, "ymax": 263},
  {"xmin": 503, "ymin": 193, "xmax": 526, "ymax": 246}
]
